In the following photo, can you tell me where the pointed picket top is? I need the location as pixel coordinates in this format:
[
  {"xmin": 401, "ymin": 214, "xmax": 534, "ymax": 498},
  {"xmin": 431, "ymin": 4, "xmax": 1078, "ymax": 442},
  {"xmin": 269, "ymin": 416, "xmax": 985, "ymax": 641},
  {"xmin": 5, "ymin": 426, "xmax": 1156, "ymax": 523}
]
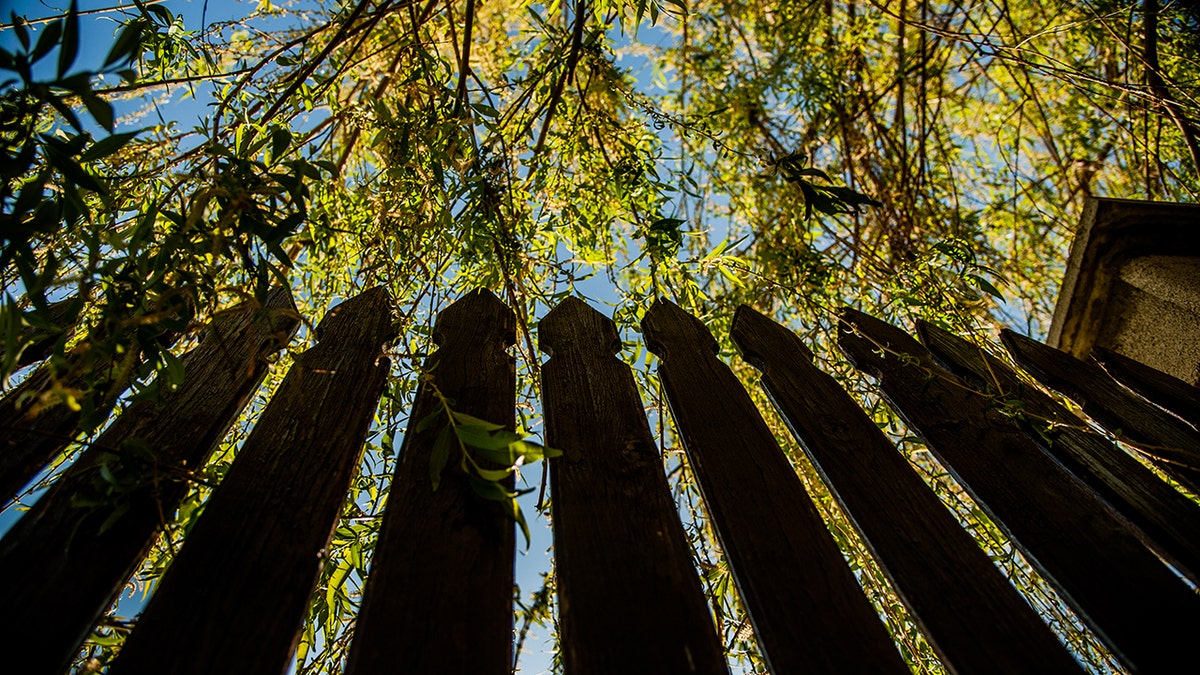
[
  {"xmin": 345, "ymin": 286, "xmax": 516, "ymax": 674},
  {"xmin": 917, "ymin": 321, "xmax": 1035, "ymax": 403},
  {"xmin": 916, "ymin": 321, "xmax": 1006, "ymax": 386},
  {"xmin": 1093, "ymin": 346, "xmax": 1200, "ymax": 426},
  {"xmin": 540, "ymin": 296, "xmax": 727, "ymax": 674},
  {"xmin": 640, "ymin": 298, "xmax": 718, "ymax": 359},
  {"xmin": 919, "ymin": 318, "xmax": 1200, "ymax": 587},
  {"xmin": 261, "ymin": 284, "xmax": 298, "ymax": 315},
  {"xmin": 432, "ymin": 288, "xmax": 515, "ymax": 349},
  {"xmin": 539, "ymin": 296, "xmax": 620, "ymax": 358},
  {"xmin": 837, "ymin": 306, "xmax": 929, "ymax": 374},
  {"xmin": 205, "ymin": 285, "xmax": 298, "ymax": 352},
  {"xmin": 999, "ymin": 329, "xmax": 1092, "ymax": 401},
  {"xmin": 730, "ymin": 305, "xmax": 814, "ymax": 370},
  {"xmin": 647, "ymin": 300, "xmax": 911, "ymax": 672},
  {"xmin": 313, "ymin": 286, "xmax": 396, "ymax": 348},
  {"xmin": 736, "ymin": 312, "xmax": 1085, "ymax": 673},
  {"xmin": 1001, "ymin": 328, "xmax": 1200, "ymax": 472},
  {"xmin": 843, "ymin": 313, "xmax": 1200, "ymax": 672}
]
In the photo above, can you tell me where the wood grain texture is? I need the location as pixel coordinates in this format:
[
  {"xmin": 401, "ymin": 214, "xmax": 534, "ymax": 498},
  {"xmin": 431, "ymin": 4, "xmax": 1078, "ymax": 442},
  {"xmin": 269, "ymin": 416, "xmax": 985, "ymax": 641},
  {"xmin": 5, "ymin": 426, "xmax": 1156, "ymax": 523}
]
[
  {"xmin": 920, "ymin": 320, "xmax": 1200, "ymax": 585},
  {"xmin": 733, "ymin": 306, "xmax": 1082, "ymax": 674},
  {"xmin": 109, "ymin": 287, "xmax": 395, "ymax": 675},
  {"xmin": 0, "ymin": 288, "xmax": 298, "ymax": 675},
  {"xmin": 1093, "ymin": 346, "xmax": 1200, "ymax": 428},
  {"xmin": 541, "ymin": 297, "xmax": 726, "ymax": 675},
  {"xmin": 642, "ymin": 299, "xmax": 907, "ymax": 675},
  {"xmin": 1002, "ymin": 329, "xmax": 1200, "ymax": 492},
  {"xmin": 345, "ymin": 289, "xmax": 516, "ymax": 675},
  {"xmin": 839, "ymin": 308, "xmax": 1200, "ymax": 673}
]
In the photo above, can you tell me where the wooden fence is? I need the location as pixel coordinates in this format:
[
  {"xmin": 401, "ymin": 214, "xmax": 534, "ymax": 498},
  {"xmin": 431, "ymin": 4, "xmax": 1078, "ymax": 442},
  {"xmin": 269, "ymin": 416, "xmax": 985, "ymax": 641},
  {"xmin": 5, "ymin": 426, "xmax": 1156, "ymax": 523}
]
[{"xmin": 2, "ymin": 287, "xmax": 1199, "ymax": 674}]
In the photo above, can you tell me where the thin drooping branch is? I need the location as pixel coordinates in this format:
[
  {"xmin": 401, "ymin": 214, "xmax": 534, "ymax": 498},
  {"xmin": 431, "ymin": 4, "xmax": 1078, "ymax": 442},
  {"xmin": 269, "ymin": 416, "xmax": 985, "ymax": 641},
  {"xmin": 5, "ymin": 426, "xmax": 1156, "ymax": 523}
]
[
  {"xmin": 1142, "ymin": 0, "xmax": 1200, "ymax": 177},
  {"xmin": 533, "ymin": 0, "xmax": 587, "ymax": 157},
  {"xmin": 451, "ymin": 0, "xmax": 477, "ymax": 119}
]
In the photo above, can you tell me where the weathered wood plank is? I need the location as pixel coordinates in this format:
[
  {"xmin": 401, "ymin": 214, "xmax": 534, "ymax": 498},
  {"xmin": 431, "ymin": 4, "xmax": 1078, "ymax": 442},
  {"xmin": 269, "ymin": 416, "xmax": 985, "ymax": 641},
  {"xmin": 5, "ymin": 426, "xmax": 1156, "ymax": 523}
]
[
  {"xmin": 1093, "ymin": 346, "xmax": 1200, "ymax": 428},
  {"xmin": 840, "ymin": 308, "xmax": 1200, "ymax": 673},
  {"xmin": 109, "ymin": 287, "xmax": 395, "ymax": 675},
  {"xmin": 0, "ymin": 288, "xmax": 298, "ymax": 675},
  {"xmin": 920, "ymin": 320, "xmax": 1200, "ymax": 585},
  {"xmin": 642, "ymin": 299, "xmax": 907, "ymax": 674},
  {"xmin": 540, "ymin": 297, "xmax": 726, "ymax": 675},
  {"xmin": 1001, "ymin": 329, "xmax": 1200, "ymax": 493},
  {"xmin": 345, "ymin": 289, "xmax": 516, "ymax": 675},
  {"xmin": 732, "ymin": 306, "xmax": 1082, "ymax": 674}
]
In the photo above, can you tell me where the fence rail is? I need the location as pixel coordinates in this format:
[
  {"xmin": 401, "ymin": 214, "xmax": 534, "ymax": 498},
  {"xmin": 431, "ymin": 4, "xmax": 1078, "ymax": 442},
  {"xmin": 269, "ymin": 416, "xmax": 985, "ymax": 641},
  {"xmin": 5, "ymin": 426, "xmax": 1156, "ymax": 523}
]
[{"xmin": 2, "ymin": 286, "xmax": 1198, "ymax": 674}]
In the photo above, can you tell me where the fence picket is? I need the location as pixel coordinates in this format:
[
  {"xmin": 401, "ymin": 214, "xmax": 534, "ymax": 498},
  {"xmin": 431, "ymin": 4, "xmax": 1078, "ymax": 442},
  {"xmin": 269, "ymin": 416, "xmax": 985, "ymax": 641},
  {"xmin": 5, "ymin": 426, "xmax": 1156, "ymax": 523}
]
[
  {"xmin": 642, "ymin": 299, "xmax": 907, "ymax": 674},
  {"xmin": 839, "ymin": 308, "xmax": 1200, "ymax": 672},
  {"xmin": 108, "ymin": 287, "xmax": 395, "ymax": 675},
  {"xmin": 0, "ymin": 288, "xmax": 298, "ymax": 675},
  {"xmin": 920, "ymin": 320, "xmax": 1200, "ymax": 585},
  {"xmin": 0, "ymin": 294, "xmax": 80, "ymax": 371},
  {"xmin": 0, "ymin": 356, "xmax": 105, "ymax": 501},
  {"xmin": 0, "ymin": 300, "xmax": 184, "ymax": 502},
  {"xmin": 731, "ymin": 306, "xmax": 1082, "ymax": 673},
  {"xmin": 345, "ymin": 289, "xmax": 516, "ymax": 675},
  {"xmin": 540, "ymin": 297, "xmax": 726, "ymax": 674},
  {"xmin": 1001, "ymin": 329, "xmax": 1200, "ymax": 493},
  {"xmin": 1092, "ymin": 346, "xmax": 1200, "ymax": 428}
]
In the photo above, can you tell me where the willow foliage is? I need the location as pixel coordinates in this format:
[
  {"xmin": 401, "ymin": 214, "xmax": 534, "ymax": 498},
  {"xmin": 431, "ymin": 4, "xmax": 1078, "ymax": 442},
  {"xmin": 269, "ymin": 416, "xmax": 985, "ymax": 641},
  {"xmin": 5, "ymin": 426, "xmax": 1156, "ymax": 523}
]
[{"xmin": 2, "ymin": 0, "xmax": 1197, "ymax": 671}]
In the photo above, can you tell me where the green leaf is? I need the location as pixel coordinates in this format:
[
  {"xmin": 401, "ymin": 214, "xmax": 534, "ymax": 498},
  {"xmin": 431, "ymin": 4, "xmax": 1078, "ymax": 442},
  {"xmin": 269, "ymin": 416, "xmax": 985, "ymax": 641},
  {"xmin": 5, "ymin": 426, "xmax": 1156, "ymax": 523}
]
[
  {"xmin": 469, "ymin": 445, "xmax": 519, "ymax": 465},
  {"xmin": 509, "ymin": 439, "xmax": 561, "ymax": 463},
  {"xmin": 97, "ymin": 502, "xmax": 132, "ymax": 535},
  {"xmin": 455, "ymin": 424, "xmax": 522, "ymax": 451},
  {"xmin": 513, "ymin": 500, "xmax": 531, "ymax": 549},
  {"xmin": 270, "ymin": 125, "xmax": 291, "ymax": 159},
  {"xmin": 968, "ymin": 273, "xmax": 1005, "ymax": 301},
  {"xmin": 145, "ymin": 4, "xmax": 173, "ymax": 26},
  {"xmin": 81, "ymin": 91, "xmax": 115, "ymax": 132},
  {"xmin": 31, "ymin": 19, "xmax": 63, "ymax": 63},
  {"xmin": 465, "ymin": 473, "xmax": 518, "ymax": 501},
  {"xmin": 934, "ymin": 239, "xmax": 975, "ymax": 263},
  {"xmin": 429, "ymin": 424, "xmax": 454, "ymax": 490},
  {"xmin": 471, "ymin": 102, "xmax": 499, "ymax": 118},
  {"xmin": 470, "ymin": 463, "xmax": 513, "ymax": 482},
  {"xmin": 89, "ymin": 631, "xmax": 125, "ymax": 647},
  {"xmin": 450, "ymin": 411, "xmax": 504, "ymax": 431},
  {"xmin": 325, "ymin": 562, "xmax": 350, "ymax": 629},
  {"xmin": 57, "ymin": 0, "xmax": 79, "ymax": 78},
  {"xmin": 81, "ymin": 131, "xmax": 139, "ymax": 161},
  {"xmin": 160, "ymin": 348, "xmax": 185, "ymax": 387},
  {"xmin": 414, "ymin": 408, "xmax": 443, "ymax": 433},
  {"xmin": 105, "ymin": 18, "xmax": 147, "ymax": 67},
  {"xmin": 43, "ymin": 139, "xmax": 103, "ymax": 192},
  {"xmin": 11, "ymin": 15, "xmax": 30, "ymax": 51}
]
